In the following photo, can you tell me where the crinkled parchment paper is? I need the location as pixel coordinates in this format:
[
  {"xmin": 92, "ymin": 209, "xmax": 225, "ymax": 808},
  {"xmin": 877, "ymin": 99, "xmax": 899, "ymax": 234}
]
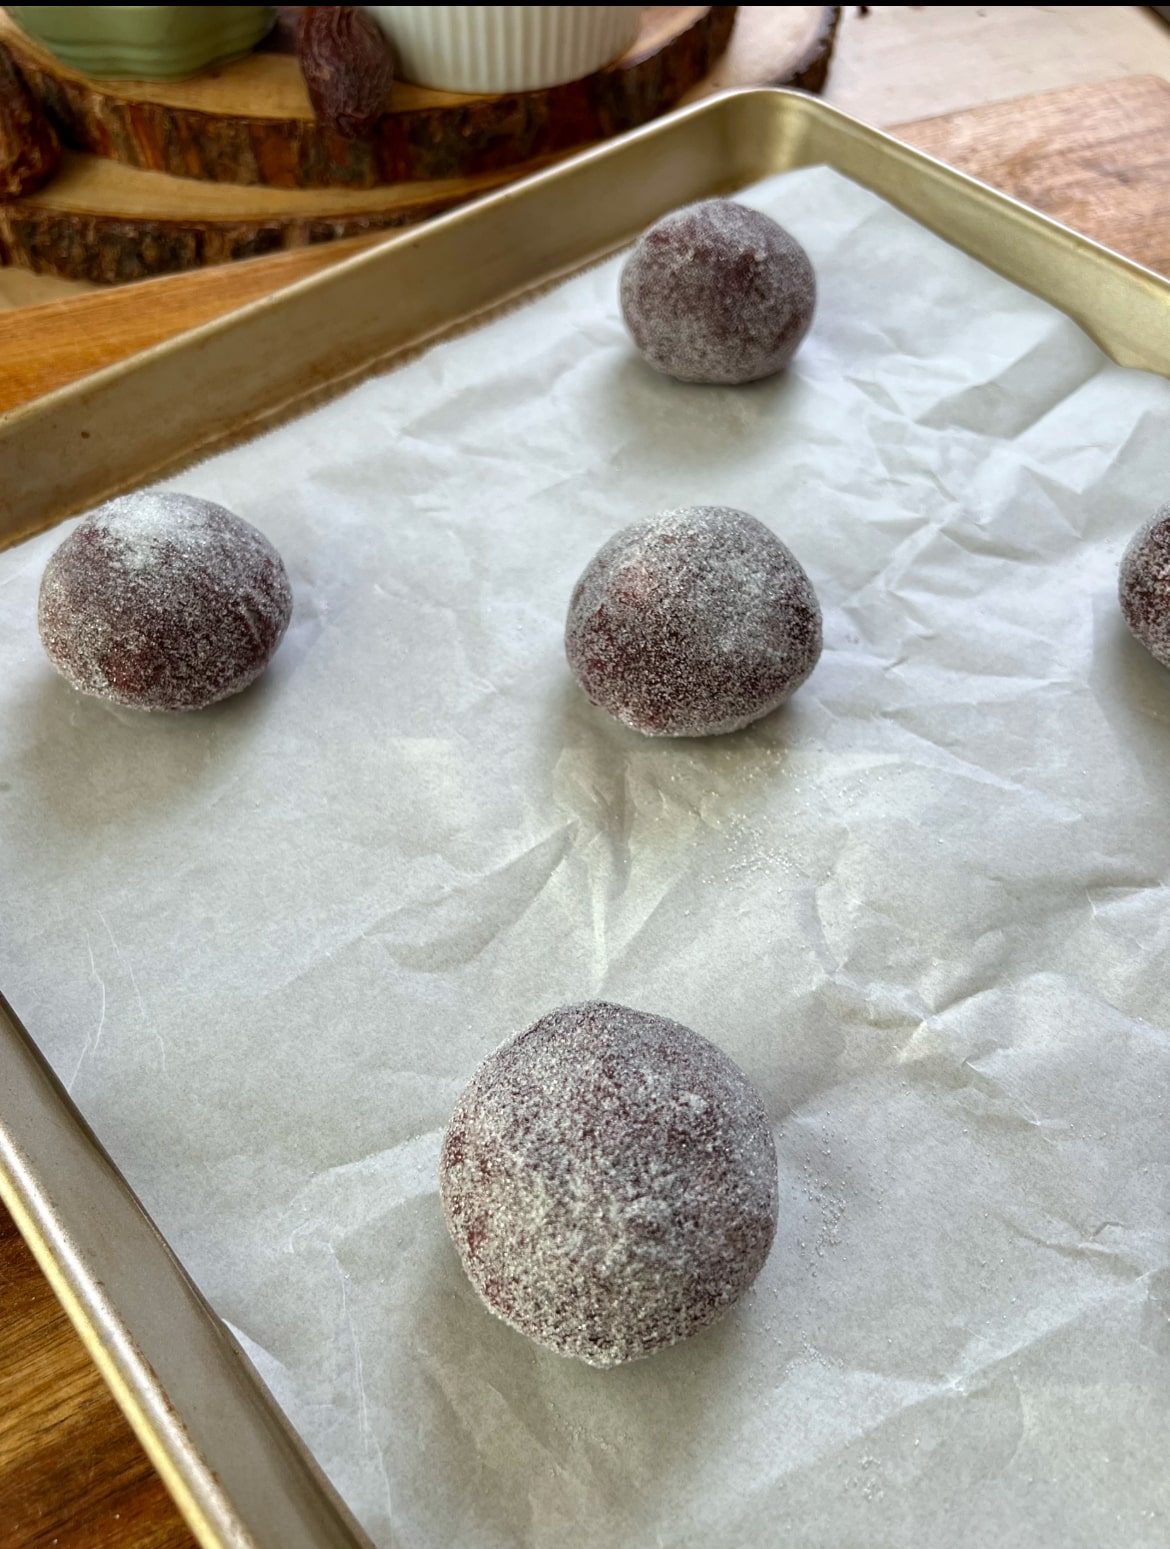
[{"xmin": 2, "ymin": 166, "xmax": 1169, "ymax": 1548}]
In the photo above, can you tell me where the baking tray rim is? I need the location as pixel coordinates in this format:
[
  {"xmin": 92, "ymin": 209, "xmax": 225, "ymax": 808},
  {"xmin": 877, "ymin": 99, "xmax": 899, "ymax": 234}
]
[
  {"xmin": 2, "ymin": 84, "xmax": 1169, "ymax": 1549},
  {"xmin": 3, "ymin": 85, "xmax": 1170, "ymax": 552}
]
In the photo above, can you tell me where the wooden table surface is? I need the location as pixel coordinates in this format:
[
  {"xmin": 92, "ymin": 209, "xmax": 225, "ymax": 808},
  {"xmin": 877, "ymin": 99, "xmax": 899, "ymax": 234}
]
[{"xmin": 3, "ymin": 8, "xmax": 1170, "ymax": 1546}]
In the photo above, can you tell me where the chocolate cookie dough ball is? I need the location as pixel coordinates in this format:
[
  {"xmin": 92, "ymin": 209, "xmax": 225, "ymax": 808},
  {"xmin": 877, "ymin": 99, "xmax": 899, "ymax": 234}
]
[
  {"xmin": 1120, "ymin": 505, "xmax": 1170, "ymax": 667},
  {"xmin": 440, "ymin": 1001, "xmax": 778, "ymax": 1367},
  {"xmin": 565, "ymin": 505, "xmax": 822, "ymax": 737},
  {"xmin": 38, "ymin": 492, "xmax": 293, "ymax": 711},
  {"xmin": 620, "ymin": 199, "xmax": 816, "ymax": 385}
]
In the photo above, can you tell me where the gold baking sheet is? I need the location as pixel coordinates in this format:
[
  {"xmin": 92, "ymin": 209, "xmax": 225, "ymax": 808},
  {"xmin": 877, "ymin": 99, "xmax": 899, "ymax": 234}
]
[{"xmin": 2, "ymin": 88, "xmax": 1169, "ymax": 1549}]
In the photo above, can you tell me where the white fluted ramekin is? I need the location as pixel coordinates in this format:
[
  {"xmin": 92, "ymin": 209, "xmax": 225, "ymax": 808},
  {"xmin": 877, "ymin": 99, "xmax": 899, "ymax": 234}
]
[{"xmin": 365, "ymin": 6, "xmax": 642, "ymax": 94}]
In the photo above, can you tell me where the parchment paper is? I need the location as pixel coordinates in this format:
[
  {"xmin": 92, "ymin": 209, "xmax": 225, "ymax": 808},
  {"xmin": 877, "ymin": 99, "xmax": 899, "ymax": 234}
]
[{"xmin": 2, "ymin": 166, "xmax": 1169, "ymax": 1549}]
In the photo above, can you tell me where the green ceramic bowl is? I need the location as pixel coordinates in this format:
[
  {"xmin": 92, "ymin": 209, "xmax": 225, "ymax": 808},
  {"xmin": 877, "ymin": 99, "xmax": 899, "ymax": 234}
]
[{"xmin": 9, "ymin": 6, "xmax": 274, "ymax": 80}]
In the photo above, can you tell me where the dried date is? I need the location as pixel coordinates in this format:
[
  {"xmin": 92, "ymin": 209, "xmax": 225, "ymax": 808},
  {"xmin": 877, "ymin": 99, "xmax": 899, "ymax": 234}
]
[
  {"xmin": 297, "ymin": 6, "xmax": 394, "ymax": 140},
  {"xmin": 0, "ymin": 50, "xmax": 60, "ymax": 198}
]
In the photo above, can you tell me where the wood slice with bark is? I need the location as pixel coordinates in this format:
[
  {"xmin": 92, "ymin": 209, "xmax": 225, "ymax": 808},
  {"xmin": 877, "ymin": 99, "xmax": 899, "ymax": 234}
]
[
  {"xmin": 688, "ymin": 3, "xmax": 840, "ymax": 97},
  {"xmin": 0, "ymin": 6, "xmax": 738, "ymax": 189},
  {"xmin": 0, "ymin": 149, "xmax": 542, "ymax": 282},
  {"xmin": 0, "ymin": 5, "xmax": 843, "ymax": 284}
]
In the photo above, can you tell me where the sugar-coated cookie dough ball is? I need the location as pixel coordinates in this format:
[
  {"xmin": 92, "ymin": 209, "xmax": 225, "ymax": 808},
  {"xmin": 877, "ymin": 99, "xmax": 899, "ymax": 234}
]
[
  {"xmin": 620, "ymin": 199, "xmax": 816, "ymax": 384},
  {"xmin": 565, "ymin": 505, "xmax": 822, "ymax": 737},
  {"xmin": 38, "ymin": 491, "xmax": 293, "ymax": 711},
  {"xmin": 440, "ymin": 1001, "xmax": 778, "ymax": 1367},
  {"xmin": 1120, "ymin": 505, "xmax": 1170, "ymax": 667}
]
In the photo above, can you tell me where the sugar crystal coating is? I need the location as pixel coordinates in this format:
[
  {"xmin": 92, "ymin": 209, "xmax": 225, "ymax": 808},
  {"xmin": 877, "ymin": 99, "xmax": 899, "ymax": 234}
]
[
  {"xmin": 440, "ymin": 1001, "xmax": 778, "ymax": 1367},
  {"xmin": 38, "ymin": 491, "xmax": 293, "ymax": 711},
  {"xmin": 565, "ymin": 505, "xmax": 822, "ymax": 737},
  {"xmin": 620, "ymin": 198, "xmax": 816, "ymax": 385},
  {"xmin": 1119, "ymin": 505, "xmax": 1170, "ymax": 667}
]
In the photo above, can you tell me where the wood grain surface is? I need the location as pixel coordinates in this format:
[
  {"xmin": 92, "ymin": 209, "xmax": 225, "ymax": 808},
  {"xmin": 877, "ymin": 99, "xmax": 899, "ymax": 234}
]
[
  {"xmin": 897, "ymin": 72, "xmax": 1170, "ymax": 277},
  {"xmin": 4, "ymin": 10, "xmax": 1170, "ymax": 1548},
  {"xmin": 0, "ymin": 1204, "xmax": 197, "ymax": 1549}
]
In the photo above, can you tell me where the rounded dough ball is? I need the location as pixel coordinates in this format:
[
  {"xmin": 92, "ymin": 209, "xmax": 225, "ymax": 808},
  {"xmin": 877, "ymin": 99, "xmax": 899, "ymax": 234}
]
[
  {"xmin": 565, "ymin": 505, "xmax": 822, "ymax": 737},
  {"xmin": 440, "ymin": 1001, "xmax": 778, "ymax": 1367},
  {"xmin": 1119, "ymin": 505, "xmax": 1170, "ymax": 667},
  {"xmin": 620, "ymin": 198, "xmax": 816, "ymax": 384},
  {"xmin": 38, "ymin": 491, "xmax": 293, "ymax": 711}
]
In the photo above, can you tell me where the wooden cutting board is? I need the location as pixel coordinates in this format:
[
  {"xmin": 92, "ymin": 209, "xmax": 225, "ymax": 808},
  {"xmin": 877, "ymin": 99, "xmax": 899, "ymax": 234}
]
[
  {"xmin": 4, "ymin": 61, "xmax": 1170, "ymax": 1549},
  {"xmin": 0, "ymin": 1205, "xmax": 193, "ymax": 1549}
]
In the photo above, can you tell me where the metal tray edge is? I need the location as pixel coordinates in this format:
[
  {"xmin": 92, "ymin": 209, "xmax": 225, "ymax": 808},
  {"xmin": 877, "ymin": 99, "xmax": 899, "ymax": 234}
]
[{"xmin": 0, "ymin": 990, "xmax": 376, "ymax": 1549}]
